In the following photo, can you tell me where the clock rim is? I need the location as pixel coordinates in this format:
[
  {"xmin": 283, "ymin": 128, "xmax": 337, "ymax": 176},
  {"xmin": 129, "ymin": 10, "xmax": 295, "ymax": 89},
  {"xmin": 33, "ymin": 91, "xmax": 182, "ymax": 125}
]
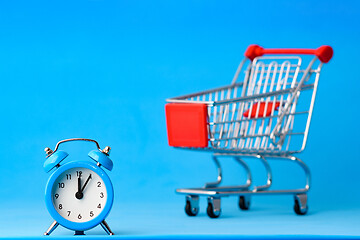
[{"xmin": 45, "ymin": 160, "xmax": 114, "ymax": 231}]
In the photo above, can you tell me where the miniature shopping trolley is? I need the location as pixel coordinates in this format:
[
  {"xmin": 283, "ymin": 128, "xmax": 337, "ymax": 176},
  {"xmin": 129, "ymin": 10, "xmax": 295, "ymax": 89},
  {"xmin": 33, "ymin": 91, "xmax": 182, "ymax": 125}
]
[{"xmin": 165, "ymin": 44, "xmax": 333, "ymax": 218}]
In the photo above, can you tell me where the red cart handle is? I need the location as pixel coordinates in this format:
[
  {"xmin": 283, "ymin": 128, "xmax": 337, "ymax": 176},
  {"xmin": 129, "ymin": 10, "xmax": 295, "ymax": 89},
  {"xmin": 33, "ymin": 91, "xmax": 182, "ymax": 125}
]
[{"xmin": 245, "ymin": 44, "xmax": 333, "ymax": 63}]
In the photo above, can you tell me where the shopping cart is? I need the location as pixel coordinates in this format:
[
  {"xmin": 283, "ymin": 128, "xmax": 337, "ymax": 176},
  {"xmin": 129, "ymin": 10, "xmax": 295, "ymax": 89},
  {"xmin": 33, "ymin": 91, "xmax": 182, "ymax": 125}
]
[{"xmin": 165, "ymin": 44, "xmax": 333, "ymax": 218}]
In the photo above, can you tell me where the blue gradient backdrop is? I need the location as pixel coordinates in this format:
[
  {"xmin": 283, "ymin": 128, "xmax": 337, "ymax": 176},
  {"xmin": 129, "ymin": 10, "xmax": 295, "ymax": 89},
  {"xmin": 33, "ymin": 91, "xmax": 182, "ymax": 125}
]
[{"xmin": 0, "ymin": 0, "xmax": 359, "ymax": 238}]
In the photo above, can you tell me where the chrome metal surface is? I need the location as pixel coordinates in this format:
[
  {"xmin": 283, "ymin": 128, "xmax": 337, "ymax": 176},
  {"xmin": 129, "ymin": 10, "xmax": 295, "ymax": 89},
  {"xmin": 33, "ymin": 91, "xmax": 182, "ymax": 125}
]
[
  {"xmin": 102, "ymin": 146, "xmax": 111, "ymax": 155},
  {"xmin": 295, "ymin": 194, "xmax": 308, "ymax": 211},
  {"xmin": 47, "ymin": 138, "xmax": 111, "ymax": 157},
  {"xmin": 208, "ymin": 197, "xmax": 221, "ymax": 214},
  {"xmin": 177, "ymin": 188, "xmax": 308, "ymax": 196},
  {"xmin": 168, "ymin": 53, "xmax": 326, "ymax": 216},
  {"xmin": 233, "ymin": 156, "xmax": 252, "ymax": 188},
  {"xmin": 289, "ymin": 156, "xmax": 311, "ymax": 191},
  {"xmin": 253, "ymin": 155, "xmax": 272, "ymax": 192},
  {"xmin": 176, "ymin": 155, "xmax": 252, "ymax": 197},
  {"xmin": 231, "ymin": 58, "xmax": 249, "ymax": 85},
  {"xmin": 44, "ymin": 147, "xmax": 53, "ymax": 155},
  {"xmin": 44, "ymin": 221, "xmax": 59, "ymax": 236},
  {"xmin": 100, "ymin": 220, "xmax": 114, "ymax": 235},
  {"xmin": 167, "ymin": 55, "xmax": 323, "ymax": 154},
  {"xmin": 269, "ymin": 57, "xmax": 317, "ymax": 146},
  {"xmin": 176, "ymin": 154, "xmax": 311, "ymax": 198},
  {"xmin": 186, "ymin": 195, "xmax": 199, "ymax": 214},
  {"xmin": 204, "ymin": 156, "xmax": 222, "ymax": 188},
  {"xmin": 300, "ymin": 63, "xmax": 322, "ymax": 152}
]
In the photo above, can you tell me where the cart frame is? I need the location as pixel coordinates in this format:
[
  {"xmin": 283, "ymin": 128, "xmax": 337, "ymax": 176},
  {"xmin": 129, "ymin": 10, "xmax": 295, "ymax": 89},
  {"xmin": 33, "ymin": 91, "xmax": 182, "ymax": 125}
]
[{"xmin": 166, "ymin": 45, "xmax": 333, "ymax": 218}]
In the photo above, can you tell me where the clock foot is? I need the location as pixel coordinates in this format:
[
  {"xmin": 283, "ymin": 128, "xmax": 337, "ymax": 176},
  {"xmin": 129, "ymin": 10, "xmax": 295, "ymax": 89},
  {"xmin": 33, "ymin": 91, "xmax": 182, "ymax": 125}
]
[
  {"xmin": 100, "ymin": 220, "xmax": 114, "ymax": 235},
  {"xmin": 44, "ymin": 221, "xmax": 59, "ymax": 236},
  {"xmin": 74, "ymin": 231, "xmax": 85, "ymax": 235}
]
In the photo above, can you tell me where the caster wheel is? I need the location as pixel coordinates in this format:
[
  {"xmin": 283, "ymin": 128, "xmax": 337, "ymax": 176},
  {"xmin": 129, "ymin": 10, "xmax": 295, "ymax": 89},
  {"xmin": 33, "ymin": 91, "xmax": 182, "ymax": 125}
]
[
  {"xmin": 185, "ymin": 200, "xmax": 199, "ymax": 216},
  {"xmin": 207, "ymin": 202, "xmax": 221, "ymax": 218},
  {"xmin": 239, "ymin": 196, "xmax": 250, "ymax": 210},
  {"xmin": 294, "ymin": 199, "xmax": 308, "ymax": 215}
]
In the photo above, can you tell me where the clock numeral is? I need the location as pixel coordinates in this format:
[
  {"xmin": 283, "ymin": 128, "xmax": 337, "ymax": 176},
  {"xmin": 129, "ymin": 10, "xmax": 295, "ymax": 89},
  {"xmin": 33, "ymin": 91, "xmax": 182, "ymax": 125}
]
[
  {"xmin": 54, "ymin": 194, "xmax": 59, "ymax": 199},
  {"xmin": 100, "ymin": 192, "xmax": 104, "ymax": 198},
  {"xmin": 90, "ymin": 211, "xmax": 94, "ymax": 217},
  {"xmin": 67, "ymin": 211, "xmax": 71, "ymax": 216},
  {"xmin": 58, "ymin": 182, "xmax": 65, "ymax": 188},
  {"xmin": 97, "ymin": 182, "xmax": 101, "ymax": 187},
  {"xmin": 78, "ymin": 214, "xmax": 82, "ymax": 219},
  {"xmin": 59, "ymin": 204, "xmax": 63, "ymax": 210},
  {"xmin": 66, "ymin": 174, "xmax": 71, "ymax": 180},
  {"xmin": 97, "ymin": 203, "xmax": 101, "ymax": 209},
  {"xmin": 76, "ymin": 171, "xmax": 82, "ymax": 177}
]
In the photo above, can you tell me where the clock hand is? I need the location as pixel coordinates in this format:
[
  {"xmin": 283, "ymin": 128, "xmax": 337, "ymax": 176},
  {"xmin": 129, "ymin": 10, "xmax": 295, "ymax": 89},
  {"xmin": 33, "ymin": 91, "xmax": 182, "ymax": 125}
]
[
  {"xmin": 75, "ymin": 174, "xmax": 83, "ymax": 199},
  {"xmin": 81, "ymin": 174, "xmax": 92, "ymax": 193},
  {"xmin": 78, "ymin": 175, "xmax": 81, "ymax": 193}
]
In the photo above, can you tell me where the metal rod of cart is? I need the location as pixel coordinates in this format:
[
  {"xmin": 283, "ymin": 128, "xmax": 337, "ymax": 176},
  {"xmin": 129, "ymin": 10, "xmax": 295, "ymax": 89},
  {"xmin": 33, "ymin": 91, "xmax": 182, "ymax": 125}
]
[{"xmin": 165, "ymin": 44, "xmax": 333, "ymax": 218}]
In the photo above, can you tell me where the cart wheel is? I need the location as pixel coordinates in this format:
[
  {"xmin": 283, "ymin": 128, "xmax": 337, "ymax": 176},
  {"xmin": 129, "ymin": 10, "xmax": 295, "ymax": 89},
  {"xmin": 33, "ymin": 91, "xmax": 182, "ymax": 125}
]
[
  {"xmin": 207, "ymin": 202, "xmax": 221, "ymax": 218},
  {"xmin": 185, "ymin": 200, "xmax": 199, "ymax": 216},
  {"xmin": 294, "ymin": 199, "xmax": 308, "ymax": 215},
  {"xmin": 239, "ymin": 196, "xmax": 250, "ymax": 210}
]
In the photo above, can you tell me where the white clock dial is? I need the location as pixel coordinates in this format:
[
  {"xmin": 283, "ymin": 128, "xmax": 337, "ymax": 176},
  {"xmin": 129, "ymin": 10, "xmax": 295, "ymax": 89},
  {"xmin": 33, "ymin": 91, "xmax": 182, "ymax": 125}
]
[{"xmin": 52, "ymin": 167, "xmax": 107, "ymax": 223}]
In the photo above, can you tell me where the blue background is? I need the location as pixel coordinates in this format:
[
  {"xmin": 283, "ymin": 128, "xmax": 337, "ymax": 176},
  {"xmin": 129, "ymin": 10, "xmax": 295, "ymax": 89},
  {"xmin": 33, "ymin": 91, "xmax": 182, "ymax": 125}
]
[{"xmin": 0, "ymin": 0, "xmax": 359, "ymax": 238}]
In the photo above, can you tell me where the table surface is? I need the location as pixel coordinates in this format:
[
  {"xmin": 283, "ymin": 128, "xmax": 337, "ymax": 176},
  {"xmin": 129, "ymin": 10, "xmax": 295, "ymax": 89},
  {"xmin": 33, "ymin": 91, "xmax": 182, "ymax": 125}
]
[{"xmin": 1, "ymin": 198, "xmax": 359, "ymax": 239}]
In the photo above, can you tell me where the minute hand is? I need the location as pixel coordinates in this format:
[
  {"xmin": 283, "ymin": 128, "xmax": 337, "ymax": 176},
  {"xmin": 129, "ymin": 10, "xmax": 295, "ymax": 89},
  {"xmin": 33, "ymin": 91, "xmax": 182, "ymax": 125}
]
[
  {"xmin": 81, "ymin": 174, "xmax": 92, "ymax": 192},
  {"xmin": 78, "ymin": 175, "xmax": 81, "ymax": 193}
]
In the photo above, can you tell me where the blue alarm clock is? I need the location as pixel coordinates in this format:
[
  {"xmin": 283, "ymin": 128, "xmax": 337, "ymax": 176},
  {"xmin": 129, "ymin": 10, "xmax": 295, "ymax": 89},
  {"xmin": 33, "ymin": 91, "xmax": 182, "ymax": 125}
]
[{"xmin": 43, "ymin": 138, "xmax": 114, "ymax": 236}]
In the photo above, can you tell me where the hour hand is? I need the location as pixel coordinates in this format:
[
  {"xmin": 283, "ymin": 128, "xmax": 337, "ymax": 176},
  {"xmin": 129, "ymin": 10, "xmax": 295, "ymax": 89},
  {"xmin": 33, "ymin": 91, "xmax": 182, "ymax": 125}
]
[{"xmin": 81, "ymin": 174, "xmax": 92, "ymax": 193}]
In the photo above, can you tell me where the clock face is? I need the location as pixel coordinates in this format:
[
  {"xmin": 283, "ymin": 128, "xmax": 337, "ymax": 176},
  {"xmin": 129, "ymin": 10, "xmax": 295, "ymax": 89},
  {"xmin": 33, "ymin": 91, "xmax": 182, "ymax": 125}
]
[{"xmin": 51, "ymin": 167, "xmax": 107, "ymax": 223}]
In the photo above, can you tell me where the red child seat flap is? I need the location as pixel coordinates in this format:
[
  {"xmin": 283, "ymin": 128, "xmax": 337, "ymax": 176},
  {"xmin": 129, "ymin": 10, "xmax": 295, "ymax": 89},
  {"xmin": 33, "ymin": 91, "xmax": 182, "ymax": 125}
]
[
  {"xmin": 243, "ymin": 102, "xmax": 280, "ymax": 118},
  {"xmin": 165, "ymin": 103, "xmax": 209, "ymax": 148}
]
